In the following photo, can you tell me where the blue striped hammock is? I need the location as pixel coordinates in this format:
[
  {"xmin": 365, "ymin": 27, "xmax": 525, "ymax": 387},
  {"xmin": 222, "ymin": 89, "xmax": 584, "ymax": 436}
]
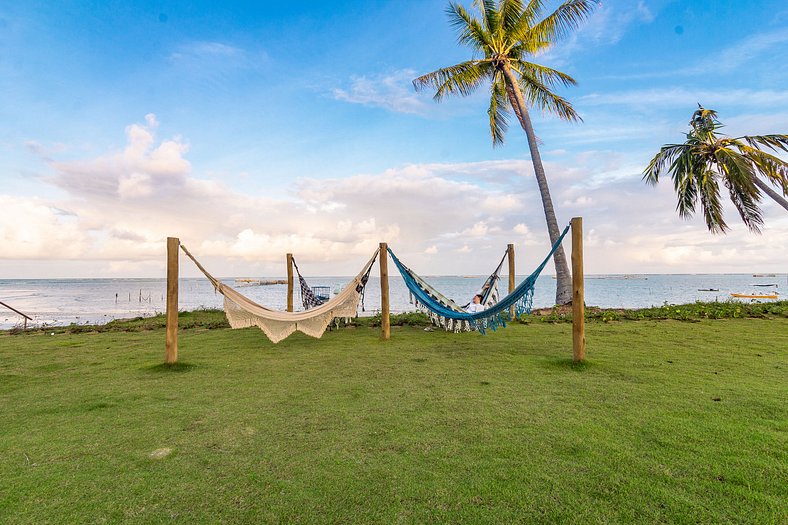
[{"xmin": 388, "ymin": 224, "xmax": 570, "ymax": 334}]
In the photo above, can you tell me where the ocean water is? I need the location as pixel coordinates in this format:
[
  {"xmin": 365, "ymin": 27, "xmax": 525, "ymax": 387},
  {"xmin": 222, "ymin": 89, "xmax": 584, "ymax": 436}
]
[{"xmin": 1, "ymin": 273, "xmax": 784, "ymax": 329}]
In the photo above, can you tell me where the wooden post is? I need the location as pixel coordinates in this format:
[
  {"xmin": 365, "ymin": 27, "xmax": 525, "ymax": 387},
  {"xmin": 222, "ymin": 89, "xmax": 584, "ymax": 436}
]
[
  {"xmin": 571, "ymin": 217, "xmax": 585, "ymax": 362},
  {"xmin": 0, "ymin": 301, "xmax": 32, "ymax": 329},
  {"xmin": 507, "ymin": 243, "xmax": 516, "ymax": 318},
  {"xmin": 286, "ymin": 253, "xmax": 294, "ymax": 312},
  {"xmin": 379, "ymin": 242, "xmax": 390, "ymax": 340},
  {"xmin": 165, "ymin": 237, "xmax": 179, "ymax": 364}
]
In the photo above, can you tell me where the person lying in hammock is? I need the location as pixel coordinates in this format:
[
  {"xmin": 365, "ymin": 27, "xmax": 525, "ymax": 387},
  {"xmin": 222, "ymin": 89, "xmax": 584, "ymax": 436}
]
[{"xmin": 466, "ymin": 294, "xmax": 485, "ymax": 313}]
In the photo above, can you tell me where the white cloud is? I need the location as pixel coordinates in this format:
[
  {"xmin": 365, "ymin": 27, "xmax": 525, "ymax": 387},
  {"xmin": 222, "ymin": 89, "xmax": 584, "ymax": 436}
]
[
  {"xmin": 579, "ymin": 0, "xmax": 654, "ymax": 45},
  {"xmin": 689, "ymin": 29, "xmax": 788, "ymax": 75},
  {"xmin": 541, "ymin": 0, "xmax": 660, "ymax": 64},
  {"xmin": 5, "ymin": 117, "xmax": 554, "ymax": 274},
  {"xmin": 604, "ymin": 28, "xmax": 788, "ymax": 81},
  {"xmin": 47, "ymin": 115, "xmax": 191, "ymax": 200},
  {"xmin": 0, "ymin": 196, "xmax": 89, "ymax": 258},
  {"xmin": 118, "ymin": 172, "xmax": 153, "ymax": 199},
  {"xmin": 332, "ymin": 69, "xmax": 427, "ymax": 114},
  {"xmin": 462, "ymin": 222, "xmax": 490, "ymax": 237},
  {"xmin": 579, "ymin": 88, "xmax": 788, "ymax": 109},
  {"xmin": 4, "ymin": 116, "xmax": 786, "ymax": 278},
  {"xmin": 168, "ymin": 41, "xmax": 266, "ymax": 70}
]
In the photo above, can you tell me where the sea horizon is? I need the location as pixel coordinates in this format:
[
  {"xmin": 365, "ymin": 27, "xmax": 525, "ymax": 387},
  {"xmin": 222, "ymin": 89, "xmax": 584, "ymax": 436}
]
[{"xmin": 2, "ymin": 273, "xmax": 784, "ymax": 330}]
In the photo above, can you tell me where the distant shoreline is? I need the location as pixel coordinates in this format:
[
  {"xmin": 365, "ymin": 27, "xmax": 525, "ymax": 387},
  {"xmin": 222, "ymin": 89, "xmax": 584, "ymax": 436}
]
[
  {"xmin": 2, "ymin": 274, "xmax": 784, "ymax": 330},
  {"xmin": 2, "ymin": 272, "xmax": 786, "ymax": 280}
]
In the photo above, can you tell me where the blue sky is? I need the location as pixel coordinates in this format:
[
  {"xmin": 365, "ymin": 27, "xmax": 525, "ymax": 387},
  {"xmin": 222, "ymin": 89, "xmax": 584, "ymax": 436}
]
[{"xmin": 1, "ymin": 0, "xmax": 787, "ymax": 277}]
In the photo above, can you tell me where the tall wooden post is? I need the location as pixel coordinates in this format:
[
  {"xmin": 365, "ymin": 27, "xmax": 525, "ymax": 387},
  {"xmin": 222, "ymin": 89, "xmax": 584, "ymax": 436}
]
[
  {"xmin": 286, "ymin": 253, "xmax": 294, "ymax": 312},
  {"xmin": 379, "ymin": 242, "xmax": 390, "ymax": 340},
  {"xmin": 507, "ymin": 243, "xmax": 516, "ymax": 318},
  {"xmin": 165, "ymin": 237, "xmax": 180, "ymax": 364},
  {"xmin": 571, "ymin": 217, "xmax": 585, "ymax": 362}
]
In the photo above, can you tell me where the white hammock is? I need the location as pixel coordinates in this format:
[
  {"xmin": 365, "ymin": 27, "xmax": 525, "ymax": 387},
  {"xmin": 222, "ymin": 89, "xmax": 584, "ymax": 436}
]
[{"xmin": 180, "ymin": 245, "xmax": 379, "ymax": 343}]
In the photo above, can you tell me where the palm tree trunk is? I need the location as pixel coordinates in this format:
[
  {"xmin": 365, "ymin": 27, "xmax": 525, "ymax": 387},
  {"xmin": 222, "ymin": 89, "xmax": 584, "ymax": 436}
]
[
  {"xmin": 752, "ymin": 176, "xmax": 788, "ymax": 211},
  {"xmin": 501, "ymin": 63, "xmax": 572, "ymax": 305}
]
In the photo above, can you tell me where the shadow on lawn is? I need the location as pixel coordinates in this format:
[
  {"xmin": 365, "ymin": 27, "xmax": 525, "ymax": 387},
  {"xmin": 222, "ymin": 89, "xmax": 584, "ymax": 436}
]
[
  {"xmin": 143, "ymin": 362, "xmax": 198, "ymax": 373},
  {"xmin": 541, "ymin": 357, "xmax": 592, "ymax": 372}
]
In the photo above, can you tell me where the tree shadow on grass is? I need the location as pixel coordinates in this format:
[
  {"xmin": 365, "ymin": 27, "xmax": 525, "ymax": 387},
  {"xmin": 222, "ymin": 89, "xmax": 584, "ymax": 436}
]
[
  {"xmin": 143, "ymin": 362, "xmax": 198, "ymax": 373},
  {"xmin": 540, "ymin": 357, "xmax": 592, "ymax": 372}
]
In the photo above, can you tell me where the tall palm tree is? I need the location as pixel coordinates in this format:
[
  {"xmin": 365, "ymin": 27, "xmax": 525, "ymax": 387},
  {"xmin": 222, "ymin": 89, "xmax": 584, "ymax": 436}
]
[
  {"xmin": 414, "ymin": 0, "xmax": 598, "ymax": 305},
  {"xmin": 644, "ymin": 106, "xmax": 788, "ymax": 233}
]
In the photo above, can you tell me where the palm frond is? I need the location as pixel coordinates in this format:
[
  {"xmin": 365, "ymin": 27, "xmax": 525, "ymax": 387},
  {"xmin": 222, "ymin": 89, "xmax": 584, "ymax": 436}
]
[
  {"xmin": 715, "ymin": 148, "xmax": 762, "ymax": 233},
  {"xmin": 522, "ymin": 0, "xmax": 599, "ymax": 44},
  {"xmin": 500, "ymin": 0, "xmax": 526, "ymax": 32},
  {"xmin": 520, "ymin": 0, "xmax": 546, "ymax": 27},
  {"xmin": 696, "ymin": 169, "xmax": 728, "ymax": 233},
  {"xmin": 447, "ymin": 2, "xmax": 491, "ymax": 51},
  {"xmin": 488, "ymin": 74, "xmax": 511, "ymax": 146},
  {"xmin": 727, "ymin": 185, "xmax": 764, "ymax": 233},
  {"xmin": 714, "ymin": 146, "xmax": 757, "ymax": 192},
  {"xmin": 643, "ymin": 144, "xmax": 687, "ymax": 185},
  {"xmin": 508, "ymin": 37, "xmax": 551, "ymax": 57},
  {"xmin": 473, "ymin": 0, "xmax": 501, "ymax": 34},
  {"xmin": 736, "ymin": 144, "xmax": 788, "ymax": 193},
  {"xmin": 668, "ymin": 148, "xmax": 703, "ymax": 219},
  {"xmin": 413, "ymin": 60, "xmax": 491, "ymax": 100},
  {"xmin": 739, "ymin": 134, "xmax": 788, "ymax": 154},
  {"xmin": 513, "ymin": 60, "xmax": 577, "ymax": 88},
  {"xmin": 519, "ymin": 73, "xmax": 581, "ymax": 122}
]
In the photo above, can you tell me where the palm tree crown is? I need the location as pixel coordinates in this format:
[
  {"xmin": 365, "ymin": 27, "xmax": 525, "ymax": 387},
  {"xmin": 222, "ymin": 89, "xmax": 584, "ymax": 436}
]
[
  {"xmin": 644, "ymin": 106, "xmax": 788, "ymax": 233},
  {"xmin": 414, "ymin": 0, "xmax": 598, "ymax": 305},
  {"xmin": 414, "ymin": 0, "xmax": 594, "ymax": 145}
]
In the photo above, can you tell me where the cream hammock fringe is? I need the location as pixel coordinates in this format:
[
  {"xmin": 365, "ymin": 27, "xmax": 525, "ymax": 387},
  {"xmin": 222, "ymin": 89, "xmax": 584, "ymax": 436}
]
[{"xmin": 180, "ymin": 245, "xmax": 379, "ymax": 343}]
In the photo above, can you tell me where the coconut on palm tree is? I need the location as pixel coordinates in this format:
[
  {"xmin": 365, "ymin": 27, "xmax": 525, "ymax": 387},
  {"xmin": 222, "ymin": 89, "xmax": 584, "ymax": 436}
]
[
  {"xmin": 414, "ymin": 0, "xmax": 598, "ymax": 305},
  {"xmin": 644, "ymin": 106, "xmax": 788, "ymax": 233}
]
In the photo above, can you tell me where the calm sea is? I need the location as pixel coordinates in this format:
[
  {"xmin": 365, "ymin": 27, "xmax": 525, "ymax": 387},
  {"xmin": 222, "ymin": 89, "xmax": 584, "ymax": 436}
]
[{"xmin": 1, "ymin": 274, "xmax": 785, "ymax": 329}]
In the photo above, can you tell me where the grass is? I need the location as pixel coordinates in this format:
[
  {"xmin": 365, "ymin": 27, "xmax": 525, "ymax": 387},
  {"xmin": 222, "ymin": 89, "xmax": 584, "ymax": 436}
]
[{"xmin": 1, "ymin": 314, "xmax": 786, "ymax": 524}]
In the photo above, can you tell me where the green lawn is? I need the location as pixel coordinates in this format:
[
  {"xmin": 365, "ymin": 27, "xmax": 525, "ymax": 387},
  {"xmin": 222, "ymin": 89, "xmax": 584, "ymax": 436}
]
[{"xmin": 1, "ymin": 317, "xmax": 786, "ymax": 524}]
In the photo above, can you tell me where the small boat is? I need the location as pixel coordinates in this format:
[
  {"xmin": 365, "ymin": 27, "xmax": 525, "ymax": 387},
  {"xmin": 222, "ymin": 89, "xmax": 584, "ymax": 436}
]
[
  {"xmin": 697, "ymin": 288, "xmax": 719, "ymax": 292},
  {"xmin": 752, "ymin": 283, "xmax": 778, "ymax": 287},
  {"xmin": 731, "ymin": 292, "xmax": 779, "ymax": 299},
  {"xmin": 752, "ymin": 273, "xmax": 776, "ymax": 277}
]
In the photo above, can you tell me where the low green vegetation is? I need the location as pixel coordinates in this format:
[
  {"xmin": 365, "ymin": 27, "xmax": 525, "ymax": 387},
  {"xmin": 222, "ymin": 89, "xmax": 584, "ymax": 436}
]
[
  {"xmin": 1, "ymin": 315, "xmax": 786, "ymax": 523},
  {"xmin": 526, "ymin": 300, "xmax": 788, "ymax": 324},
  {"xmin": 14, "ymin": 300, "xmax": 786, "ymax": 335}
]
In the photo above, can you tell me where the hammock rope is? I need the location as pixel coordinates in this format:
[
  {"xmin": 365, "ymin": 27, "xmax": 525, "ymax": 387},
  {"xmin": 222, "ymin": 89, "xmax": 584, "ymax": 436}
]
[
  {"xmin": 388, "ymin": 224, "xmax": 571, "ymax": 334},
  {"xmin": 464, "ymin": 250, "xmax": 506, "ymax": 309},
  {"xmin": 180, "ymin": 244, "xmax": 379, "ymax": 343},
  {"xmin": 291, "ymin": 257, "xmax": 324, "ymax": 310}
]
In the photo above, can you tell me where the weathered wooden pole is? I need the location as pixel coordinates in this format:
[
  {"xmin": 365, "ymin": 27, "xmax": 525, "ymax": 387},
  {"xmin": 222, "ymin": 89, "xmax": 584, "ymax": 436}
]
[
  {"xmin": 571, "ymin": 217, "xmax": 585, "ymax": 362},
  {"xmin": 165, "ymin": 237, "xmax": 180, "ymax": 364},
  {"xmin": 507, "ymin": 243, "xmax": 516, "ymax": 318},
  {"xmin": 379, "ymin": 242, "xmax": 390, "ymax": 340},
  {"xmin": 286, "ymin": 253, "xmax": 294, "ymax": 312}
]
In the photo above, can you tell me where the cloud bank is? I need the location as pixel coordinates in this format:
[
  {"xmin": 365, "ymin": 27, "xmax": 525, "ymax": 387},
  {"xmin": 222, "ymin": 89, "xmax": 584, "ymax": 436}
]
[{"xmin": 2, "ymin": 115, "xmax": 786, "ymax": 277}]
